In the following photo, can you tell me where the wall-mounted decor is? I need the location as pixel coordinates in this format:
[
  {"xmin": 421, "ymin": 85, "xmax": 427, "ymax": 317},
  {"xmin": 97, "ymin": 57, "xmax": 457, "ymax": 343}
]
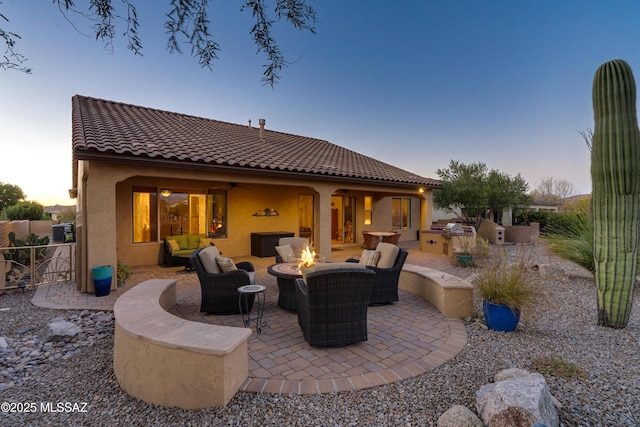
[{"xmin": 253, "ymin": 208, "xmax": 279, "ymax": 216}]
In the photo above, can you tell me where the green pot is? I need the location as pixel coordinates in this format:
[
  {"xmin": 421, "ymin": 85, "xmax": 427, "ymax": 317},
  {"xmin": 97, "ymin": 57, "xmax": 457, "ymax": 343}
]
[{"xmin": 455, "ymin": 253, "xmax": 473, "ymax": 268}]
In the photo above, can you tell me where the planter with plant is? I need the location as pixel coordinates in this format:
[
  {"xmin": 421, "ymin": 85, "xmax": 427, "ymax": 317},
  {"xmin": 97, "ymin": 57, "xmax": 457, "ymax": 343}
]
[
  {"xmin": 474, "ymin": 247, "xmax": 542, "ymax": 331},
  {"xmin": 453, "ymin": 233, "xmax": 475, "ymax": 267}
]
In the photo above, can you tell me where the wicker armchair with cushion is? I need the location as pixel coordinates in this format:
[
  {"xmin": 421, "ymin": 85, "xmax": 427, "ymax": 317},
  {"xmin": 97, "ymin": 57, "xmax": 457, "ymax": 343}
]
[
  {"xmin": 346, "ymin": 242, "xmax": 408, "ymax": 306},
  {"xmin": 191, "ymin": 246, "xmax": 255, "ymax": 314},
  {"xmin": 295, "ymin": 263, "xmax": 375, "ymax": 347},
  {"xmin": 274, "ymin": 237, "xmax": 309, "ymax": 263}
]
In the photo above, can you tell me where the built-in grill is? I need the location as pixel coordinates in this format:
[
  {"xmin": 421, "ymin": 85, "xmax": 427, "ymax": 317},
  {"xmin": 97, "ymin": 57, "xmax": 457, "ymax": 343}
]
[{"xmin": 442, "ymin": 222, "xmax": 463, "ymax": 239}]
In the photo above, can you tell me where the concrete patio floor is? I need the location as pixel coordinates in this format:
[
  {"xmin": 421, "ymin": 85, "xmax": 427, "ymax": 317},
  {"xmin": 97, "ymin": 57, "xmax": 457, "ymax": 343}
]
[{"xmin": 32, "ymin": 241, "xmax": 469, "ymax": 395}]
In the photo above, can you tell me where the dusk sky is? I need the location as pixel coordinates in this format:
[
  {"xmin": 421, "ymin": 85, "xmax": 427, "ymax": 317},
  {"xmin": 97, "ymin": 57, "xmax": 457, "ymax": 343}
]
[{"xmin": 2, "ymin": 1, "xmax": 639, "ymax": 206}]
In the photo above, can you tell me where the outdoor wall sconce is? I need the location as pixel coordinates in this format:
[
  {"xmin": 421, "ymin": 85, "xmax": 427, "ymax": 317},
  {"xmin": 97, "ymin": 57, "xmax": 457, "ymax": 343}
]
[
  {"xmin": 160, "ymin": 188, "xmax": 172, "ymax": 197},
  {"xmin": 253, "ymin": 208, "xmax": 279, "ymax": 216}
]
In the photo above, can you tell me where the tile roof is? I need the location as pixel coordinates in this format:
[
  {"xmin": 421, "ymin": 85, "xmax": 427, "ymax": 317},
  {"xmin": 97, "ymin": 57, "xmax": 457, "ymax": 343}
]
[{"xmin": 72, "ymin": 95, "xmax": 440, "ymax": 188}]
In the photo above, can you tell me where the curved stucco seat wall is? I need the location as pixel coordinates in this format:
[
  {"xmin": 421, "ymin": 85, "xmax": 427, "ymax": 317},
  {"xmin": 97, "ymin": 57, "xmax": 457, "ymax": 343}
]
[
  {"xmin": 399, "ymin": 265, "xmax": 474, "ymax": 318},
  {"xmin": 113, "ymin": 279, "xmax": 251, "ymax": 408}
]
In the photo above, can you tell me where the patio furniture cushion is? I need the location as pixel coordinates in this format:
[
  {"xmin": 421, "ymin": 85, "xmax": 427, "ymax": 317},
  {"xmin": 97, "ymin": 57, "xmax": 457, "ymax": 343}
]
[
  {"xmin": 359, "ymin": 250, "xmax": 380, "ymax": 266},
  {"xmin": 199, "ymin": 237, "xmax": 214, "ymax": 248},
  {"xmin": 216, "ymin": 256, "xmax": 237, "ymax": 273},
  {"xmin": 275, "ymin": 237, "xmax": 310, "ymax": 263},
  {"xmin": 301, "ymin": 262, "xmax": 365, "ymax": 283},
  {"xmin": 275, "ymin": 244, "xmax": 295, "ymax": 262},
  {"xmin": 173, "ymin": 234, "xmax": 189, "ymax": 250},
  {"xmin": 167, "ymin": 239, "xmax": 180, "ymax": 253},
  {"xmin": 187, "ymin": 234, "xmax": 203, "ymax": 249},
  {"xmin": 376, "ymin": 242, "xmax": 400, "ymax": 268},
  {"xmin": 198, "ymin": 246, "xmax": 222, "ymax": 274}
]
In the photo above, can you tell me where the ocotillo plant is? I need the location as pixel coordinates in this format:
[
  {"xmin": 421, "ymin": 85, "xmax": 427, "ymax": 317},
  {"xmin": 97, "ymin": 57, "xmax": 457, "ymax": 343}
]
[{"xmin": 591, "ymin": 59, "xmax": 640, "ymax": 328}]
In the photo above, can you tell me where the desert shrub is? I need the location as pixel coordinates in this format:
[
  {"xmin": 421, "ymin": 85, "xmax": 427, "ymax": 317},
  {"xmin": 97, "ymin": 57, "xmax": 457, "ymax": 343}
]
[{"xmin": 4, "ymin": 201, "xmax": 45, "ymax": 221}]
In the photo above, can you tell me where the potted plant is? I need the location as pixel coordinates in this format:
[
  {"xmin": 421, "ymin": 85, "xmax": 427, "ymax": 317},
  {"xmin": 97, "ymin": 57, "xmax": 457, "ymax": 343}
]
[
  {"xmin": 117, "ymin": 260, "xmax": 133, "ymax": 286},
  {"xmin": 474, "ymin": 246, "xmax": 542, "ymax": 331},
  {"xmin": 453, "ymin": 233, "xmax": 475, "ymax": 267}
]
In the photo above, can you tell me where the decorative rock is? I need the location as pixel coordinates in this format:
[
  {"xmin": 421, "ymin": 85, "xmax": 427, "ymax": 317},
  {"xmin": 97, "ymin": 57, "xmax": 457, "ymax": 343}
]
[
  {"xmin": 0, "ymin": 337, "xmax": 7, "ymax": 349},
  {"xmin": 437, "ymin": 405, "xmax": 483, "ymax": 427},
  {"xmin": 38, "ymin": 321, "xmax": 82, "ymax": 343},
  {"xmin": 476, "ymin": 369, "xmax": 559, "ymax": 427}
]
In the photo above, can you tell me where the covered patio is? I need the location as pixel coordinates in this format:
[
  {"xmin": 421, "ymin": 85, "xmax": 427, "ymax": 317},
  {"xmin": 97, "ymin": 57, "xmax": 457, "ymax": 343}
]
[{"xmin": 32, "ymin": 241, "xmax": 469, "ymax": 395}]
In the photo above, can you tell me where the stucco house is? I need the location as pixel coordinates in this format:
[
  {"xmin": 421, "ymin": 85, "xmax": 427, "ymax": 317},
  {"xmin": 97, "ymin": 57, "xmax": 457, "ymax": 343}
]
[{"xmin": 70, "ymin": 95, "xmax": 441, "ymax": 293}]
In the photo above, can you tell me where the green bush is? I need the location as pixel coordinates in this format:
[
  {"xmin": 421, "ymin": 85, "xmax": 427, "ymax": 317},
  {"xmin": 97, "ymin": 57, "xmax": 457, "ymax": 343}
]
[{"xmin": 4, "ymin": 201, "xmax": 45, "ymax": 221}]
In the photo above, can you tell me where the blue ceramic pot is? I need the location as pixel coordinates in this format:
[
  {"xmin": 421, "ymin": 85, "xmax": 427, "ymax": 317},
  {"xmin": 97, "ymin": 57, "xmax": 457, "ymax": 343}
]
[
  {"xmin": 92, "ymin": 265, "xmax": 113, "ymax": 297},
  {"xmin": 482, "ymin": 300, "xmax": 520, "ymax": 332}
]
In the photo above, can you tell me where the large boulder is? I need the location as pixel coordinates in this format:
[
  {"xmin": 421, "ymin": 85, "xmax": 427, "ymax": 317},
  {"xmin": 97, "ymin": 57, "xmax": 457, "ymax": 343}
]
[
  {"xmin": 476, "ymin": 369, "xmax": 559, "ymax": 427},
  {"xmin": 38, "ymin": 320, "xmax": 81, "ymax": 343},
  {"xmin": 437, "ymin": 405, "xmax": 483, "ymax": 427}
]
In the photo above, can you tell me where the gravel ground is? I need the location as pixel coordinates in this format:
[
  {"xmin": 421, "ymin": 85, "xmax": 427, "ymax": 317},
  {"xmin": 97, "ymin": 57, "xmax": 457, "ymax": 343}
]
[{"xmin": 1, "ymin": 244, "xmax": 639, "ymax": 426}]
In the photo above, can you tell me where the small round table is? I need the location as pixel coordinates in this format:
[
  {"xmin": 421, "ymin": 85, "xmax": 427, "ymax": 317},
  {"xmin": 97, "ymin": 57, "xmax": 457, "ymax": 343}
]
[{"xmin": 237, "ymin": 285, "xmax": 267, "ymax": 334}]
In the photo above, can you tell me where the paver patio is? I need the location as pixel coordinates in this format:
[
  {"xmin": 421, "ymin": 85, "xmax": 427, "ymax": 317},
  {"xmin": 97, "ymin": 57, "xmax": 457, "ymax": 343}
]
[{"xmin": 32, "ymin": 241, "xmax": 469, "ymax": 395}]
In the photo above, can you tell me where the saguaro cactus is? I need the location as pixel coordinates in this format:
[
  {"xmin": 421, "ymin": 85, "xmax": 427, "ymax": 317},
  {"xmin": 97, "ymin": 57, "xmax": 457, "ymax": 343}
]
[{"xmin": 591, "ymin": 59, "xmax": 640, "ymax": 328}]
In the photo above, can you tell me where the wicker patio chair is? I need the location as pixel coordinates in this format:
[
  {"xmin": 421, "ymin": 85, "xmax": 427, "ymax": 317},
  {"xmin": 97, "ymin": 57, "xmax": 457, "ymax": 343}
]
[
  {"xmin": 295, "ymin": 266, "xmax": 375, "ymax": 347},
  {"xmin": 275, "ymin": 237, "xmax": 309, "ymax": 263},
  {"xmin": 191, "ymin": 247, "xmax": 255, "ymax": 314},
  {"xmin": 382, "ymin": 232, "xmax": 401, "ymax": 245},
  {"xmin": 346, "ymin": 244, "xmax": 408, "ymax": 305},
  {"xmin": 362, "ymin": 232, "xmax": 380, "ymax": 250}
]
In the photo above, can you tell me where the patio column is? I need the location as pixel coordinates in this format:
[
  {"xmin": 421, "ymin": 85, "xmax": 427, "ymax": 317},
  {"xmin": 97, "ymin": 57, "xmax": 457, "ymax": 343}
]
[
  {"xmin": 79, "ymin": 163, "xmax": 119, "ymax": 293},
  {"xmin": 419, "ymin": 191, "xmax": 432, "ymax": 251},
  {"xmin": 315, "ymin": 187, "xmax": 334, "ymax": 262}
]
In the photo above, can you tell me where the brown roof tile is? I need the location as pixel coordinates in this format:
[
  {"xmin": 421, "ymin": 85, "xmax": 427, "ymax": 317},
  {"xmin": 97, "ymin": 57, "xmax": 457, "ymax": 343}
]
[{"xmin": 72, "ymin": 95, "xmax": 440, "ymax": 188}]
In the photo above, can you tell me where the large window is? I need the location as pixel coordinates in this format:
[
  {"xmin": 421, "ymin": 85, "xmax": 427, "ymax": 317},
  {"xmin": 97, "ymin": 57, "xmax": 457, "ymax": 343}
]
[
  {"xmin": 364, "ymin": 196, "xmax": 372, "ymax": 225},
  {"xmin": 391, "ymin": 197, "xmax": 411, "ymax": 229},
  {"xmin": 133, "ymin": 187, "xmax": 158, "ymax": 243},
  {"xmin": 132, "ymin": 187, "xmax": 227, "ymax": 242}
]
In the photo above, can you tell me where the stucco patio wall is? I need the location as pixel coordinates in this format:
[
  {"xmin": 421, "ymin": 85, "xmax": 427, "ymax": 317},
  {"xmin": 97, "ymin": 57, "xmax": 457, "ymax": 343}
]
[
  {"xmin": 504, "ymin": 222, "xmax": 540, "ymax": 243},
  {"xmin": 400, "ymin": 265, "xmax": 474, "ymax": 318},
  {"xmin": 113, "ymin": 278, "xmax": 251, "ymax": 408}
]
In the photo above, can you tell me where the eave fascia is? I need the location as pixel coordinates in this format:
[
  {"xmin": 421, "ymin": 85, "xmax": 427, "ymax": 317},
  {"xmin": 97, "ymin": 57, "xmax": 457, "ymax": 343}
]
[{"xmin": 72, "ymin": 151, "xmax": 443, "ymax": 190}]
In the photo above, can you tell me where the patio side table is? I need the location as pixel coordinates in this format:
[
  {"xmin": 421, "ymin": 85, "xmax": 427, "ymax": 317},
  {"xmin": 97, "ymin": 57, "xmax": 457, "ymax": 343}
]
[{"xmin": 238, "ymin": 285, "xmax": 267, "ymax": 334}]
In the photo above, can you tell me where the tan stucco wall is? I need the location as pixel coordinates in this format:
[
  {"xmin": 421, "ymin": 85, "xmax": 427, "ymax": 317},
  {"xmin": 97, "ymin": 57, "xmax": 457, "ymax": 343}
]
[
  {"xmin": 113, "ymin": 279, "xmax": 250, "ymax": 408},
  {"xmin": 76, "ymin": 160, "xmax": 433, "ymax": 291}
]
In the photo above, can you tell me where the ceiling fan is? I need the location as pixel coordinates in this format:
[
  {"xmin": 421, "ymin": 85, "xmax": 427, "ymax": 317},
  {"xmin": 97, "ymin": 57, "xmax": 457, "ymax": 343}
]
[{"xmin": 210, "ymin": 182, "xmax": 252, "ymax": 191}]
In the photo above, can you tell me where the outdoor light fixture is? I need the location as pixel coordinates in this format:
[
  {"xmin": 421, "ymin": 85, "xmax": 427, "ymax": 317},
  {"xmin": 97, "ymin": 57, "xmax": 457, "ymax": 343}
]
[
  {"xmin": 418, "ymin": 188, "xmax": 425, "ymax": 193},
  {"xmin": 160, "ymin": 188, "xmax": 172, "ymax": 197}
]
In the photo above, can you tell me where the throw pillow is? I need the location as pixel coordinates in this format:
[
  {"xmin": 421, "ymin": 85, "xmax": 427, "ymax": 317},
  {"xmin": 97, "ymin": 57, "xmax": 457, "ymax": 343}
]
[
  {"xmin": 199, "ymin": 238, "xmax": 213, "ymax": 249},
  {"xmin": 216, "ymin": 256, "xmax": 237, "ymax": 273},
  {"xmin": 359, "ymin": 249, "xmax": 380, "ymax": 266},
  {"xmin": 275, "ymin": 244, "xmax": 295, "ymax": 261},
  {"xmin": 167, "ymin": 239, "xmax": 180, "ymax": 253}
]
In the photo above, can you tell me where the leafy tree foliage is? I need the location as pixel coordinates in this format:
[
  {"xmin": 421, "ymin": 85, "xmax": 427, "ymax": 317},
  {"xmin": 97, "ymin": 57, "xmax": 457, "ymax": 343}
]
[
  {"xmin": 1, "ymin": 0, "xmax": 317, "ymax": 86},
  {"xmin": 433, "ymin": 160, "xmax": 531, "ymax": 228},
  {"xmin": 0, "ymin": 182, "xmax": 26, "ymax": 212},
  {"xmin": 530, "ymin": 176, "xmax": 576, "ymax": 202},
  {"xmin": 4, "ymin": 201, "xmax": 45, "ymax": 221}
]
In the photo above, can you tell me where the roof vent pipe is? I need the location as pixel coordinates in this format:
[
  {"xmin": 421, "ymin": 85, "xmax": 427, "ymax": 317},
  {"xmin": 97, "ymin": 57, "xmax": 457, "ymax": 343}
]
[
  {"xmin": 248, "ymin": 119, "xmax": 252, "ymax": 128},
  {"xmin": 259, "ymin": 118, "xmax": 265, "ymax": 141}
]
